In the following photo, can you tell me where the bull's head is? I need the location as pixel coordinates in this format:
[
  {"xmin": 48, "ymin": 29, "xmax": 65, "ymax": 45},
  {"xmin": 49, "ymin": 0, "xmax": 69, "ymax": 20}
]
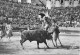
[{"xmin": 46, "ymin": 32, "xmax": 53, "ymax": 40}]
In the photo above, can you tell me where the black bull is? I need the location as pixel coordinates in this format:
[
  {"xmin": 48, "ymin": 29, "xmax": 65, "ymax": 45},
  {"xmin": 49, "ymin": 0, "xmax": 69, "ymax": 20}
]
[{"xmin": 20, "ymin": 29, "xmax": 55, "ymax": 49}]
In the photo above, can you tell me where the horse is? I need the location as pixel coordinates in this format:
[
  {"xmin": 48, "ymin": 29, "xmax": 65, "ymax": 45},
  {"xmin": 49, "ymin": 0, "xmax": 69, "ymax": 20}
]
[
  {"xmin": 51, "ymin": 25, "xmax": 63, "ymax": 47},
  {"xmin": 38, "ymin": 14, "xmax": 63, "ymax": 47}
]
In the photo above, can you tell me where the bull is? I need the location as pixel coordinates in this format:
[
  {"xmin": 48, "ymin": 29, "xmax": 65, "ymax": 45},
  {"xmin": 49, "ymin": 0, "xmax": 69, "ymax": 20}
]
[{"xmin": 20, "ymin": 29, "xmax": 55, "ymax": 49}]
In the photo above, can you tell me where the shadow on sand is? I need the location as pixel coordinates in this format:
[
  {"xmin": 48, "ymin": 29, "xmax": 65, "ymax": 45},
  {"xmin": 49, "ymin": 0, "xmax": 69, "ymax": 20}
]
[
  {"xmin": 35, "ymin": 45, "xmax": 80, "ymax": 50},
  {"xmin": 55, "ymin": 45, "xmax": 80, "ymax": 49}
]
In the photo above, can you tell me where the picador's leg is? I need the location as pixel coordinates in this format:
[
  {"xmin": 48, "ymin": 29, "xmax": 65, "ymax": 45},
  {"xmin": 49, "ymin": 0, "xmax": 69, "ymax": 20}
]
[{"xmin": 45, "ymin": 25, "xmax": 49, "ymax": 31}]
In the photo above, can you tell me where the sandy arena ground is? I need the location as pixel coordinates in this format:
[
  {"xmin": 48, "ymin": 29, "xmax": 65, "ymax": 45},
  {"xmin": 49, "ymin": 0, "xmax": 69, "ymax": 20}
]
[{"xmin": 0, "ymin": 27, "xmax": 80, "ymax": 55}]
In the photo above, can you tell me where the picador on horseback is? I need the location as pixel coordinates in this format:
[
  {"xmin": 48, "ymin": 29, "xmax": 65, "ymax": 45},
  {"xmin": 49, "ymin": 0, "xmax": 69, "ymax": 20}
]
[
  {"xmin": 37, "ymin": 11, "xmax": 63, "ymax": 47},
  {"xmin": 38, "ymin": 11, "xmax": 52, "ymax": 31}
]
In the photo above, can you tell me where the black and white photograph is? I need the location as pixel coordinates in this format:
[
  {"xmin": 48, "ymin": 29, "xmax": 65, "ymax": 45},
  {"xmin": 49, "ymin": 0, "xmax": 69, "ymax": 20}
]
[{"xmin": 0, "ymin": 0, "xmax": 80, "ymax": 55}]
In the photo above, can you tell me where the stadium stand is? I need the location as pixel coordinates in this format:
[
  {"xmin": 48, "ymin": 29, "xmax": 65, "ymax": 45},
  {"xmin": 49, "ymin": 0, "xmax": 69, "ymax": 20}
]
[{"xmin": 0, "ymin": 0, "xmax": 80, "ymax": 30}]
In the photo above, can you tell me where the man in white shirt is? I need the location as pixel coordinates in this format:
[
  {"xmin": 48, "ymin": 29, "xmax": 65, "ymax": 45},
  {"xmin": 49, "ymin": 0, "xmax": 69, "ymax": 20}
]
[{"xmin": 5, "ymin": 22, "xmax": 13, "ymax": 38}]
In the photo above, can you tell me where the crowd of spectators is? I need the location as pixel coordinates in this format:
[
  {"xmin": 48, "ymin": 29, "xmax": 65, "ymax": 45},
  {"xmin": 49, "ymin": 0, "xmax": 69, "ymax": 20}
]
[
  {"xmin": 0, "ymin": 1, "xmax": 80, "ymax": 29},
  {"xmin": 50, "ymin": 7, "xmax": 80, "ymax": 27}
]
